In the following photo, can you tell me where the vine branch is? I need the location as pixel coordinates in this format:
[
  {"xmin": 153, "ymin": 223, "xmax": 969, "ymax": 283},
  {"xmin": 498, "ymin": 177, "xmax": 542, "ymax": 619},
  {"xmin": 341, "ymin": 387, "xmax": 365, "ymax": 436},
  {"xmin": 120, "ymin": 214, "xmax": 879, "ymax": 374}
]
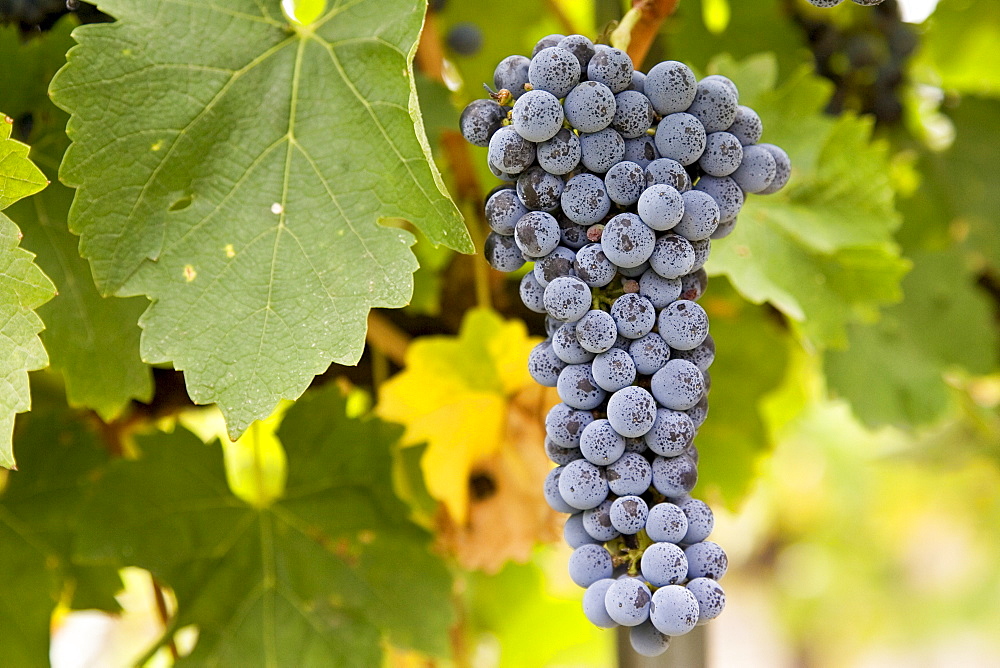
[{"xmin": 611, "ymin": 0, "xmax": 681, "ymax": 70}]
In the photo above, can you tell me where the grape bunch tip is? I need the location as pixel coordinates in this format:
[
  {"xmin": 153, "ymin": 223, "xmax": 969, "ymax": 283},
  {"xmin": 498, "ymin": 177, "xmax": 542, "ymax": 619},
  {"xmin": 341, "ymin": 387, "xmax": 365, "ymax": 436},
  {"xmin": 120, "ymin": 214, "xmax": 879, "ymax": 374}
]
[{"xmin": 460, "ymin": 32, "xmax": 790, "ymax": 657}]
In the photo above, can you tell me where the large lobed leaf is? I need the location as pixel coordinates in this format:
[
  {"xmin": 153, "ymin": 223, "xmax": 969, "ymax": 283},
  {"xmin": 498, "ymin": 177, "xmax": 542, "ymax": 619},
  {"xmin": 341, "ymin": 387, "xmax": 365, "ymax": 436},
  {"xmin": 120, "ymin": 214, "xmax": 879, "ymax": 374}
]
[
  {"xmin": 2, "ymin": 19, "xmax": 153, "ymax": 420},
  {"xmin": 75, "ymin": 385, "xmax": 453, "ymax": 665},
  {"xmin": 0, "ymin": 115, "xmax": 55, "ymax": 468},
  {"xmin": 50, "ymin": 0, "xmax": 472, "ymax": 438},
  {"xmin": 705, "ymin": 55, "xmax": 910, "ymax": 348}
]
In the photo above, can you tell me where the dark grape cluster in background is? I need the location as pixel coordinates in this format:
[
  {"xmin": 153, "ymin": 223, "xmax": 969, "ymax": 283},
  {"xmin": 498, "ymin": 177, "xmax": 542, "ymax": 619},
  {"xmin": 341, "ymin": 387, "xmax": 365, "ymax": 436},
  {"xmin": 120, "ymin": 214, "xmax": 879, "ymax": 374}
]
[
  {"xmin": 794, "ymin": 0, "xmax": 917, "ymax": 124},
  {"xmin": 459, "ymin": 32, "xmax": 789, "ymax": 657},
  {"xmin": 0, "ymin": 0, "xmax": 110, "ymax": 32}
]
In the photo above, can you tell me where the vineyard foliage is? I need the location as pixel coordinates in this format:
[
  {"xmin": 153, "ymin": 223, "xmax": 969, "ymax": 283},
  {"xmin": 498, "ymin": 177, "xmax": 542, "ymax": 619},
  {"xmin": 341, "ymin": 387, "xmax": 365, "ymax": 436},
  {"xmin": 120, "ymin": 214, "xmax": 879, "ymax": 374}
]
[{"xmin": 0, "ymin": 0, "xmax": 999, "ymax": 666}]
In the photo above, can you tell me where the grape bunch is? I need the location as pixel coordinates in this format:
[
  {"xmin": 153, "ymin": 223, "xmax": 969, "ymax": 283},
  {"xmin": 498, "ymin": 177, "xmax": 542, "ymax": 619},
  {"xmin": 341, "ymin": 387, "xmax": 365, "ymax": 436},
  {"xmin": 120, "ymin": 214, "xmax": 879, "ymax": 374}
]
[
  {"xmin": 459, "ymin": 33, "xmax": 789, "ymax": 656},
  {"xmin": 806, "ymin": 0, "xmax": 886, "ymax": 7}
]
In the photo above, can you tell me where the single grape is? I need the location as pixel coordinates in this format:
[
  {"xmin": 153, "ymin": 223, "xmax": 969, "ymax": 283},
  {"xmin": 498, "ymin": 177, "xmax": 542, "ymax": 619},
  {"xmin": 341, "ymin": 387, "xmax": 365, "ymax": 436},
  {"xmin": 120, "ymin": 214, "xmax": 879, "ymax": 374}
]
[
  {"xmin": 624, "ymin": 436, "xmax": 648, "ymax": 454},
  {"xmin": 528, "ymin": 340, "xmax": 565, "ymax": 387},
  {"xmin": 447, "ymin": 22, "xmax": 483, "ymax": 56},
  {"xmin": 623, "ymin": 135, "xmax": 659, "ymax": 168},
  {"xmin": 568, "ymin": 543, "xmax": 614, "ymax": 587},
  {"xmin": 679, "ymin": 498, "xmax": 714, "ymax": 543},
  {"xmin": 560, "ymin": 217, "xmax": 590, "ymax": 250},
  {"xmin": 644, "ymin": 60, "xmax": 698, "ymax": 115},
  {"xmin": 701, "ymin": 74, "xmax": 739, "ymax": 100},
  {"xmin": 533, "ymin": 246, "xmax": 577, "ymax": 287},
  {"xmin": 544, "ymin": 466, "xmax": 578, "ymax": 513},
  {"xmin": 580, "ymin": 418, "xmax": 626, "ymax": 466},
  {"xmin": 852, "ymin": 0, "xmax": 886, "ymax": 4},
  {"xmin": 649, "ymin": 585, "xmax": 700, "ymax": 636},
  {"xmin": 674, "ymin": 190, "xmax": 720, "ymax": 241},
  {"xmin": 487, "ymin": 125, "xmax": 536, "ymax": 174},
  {"xmin": 459, "ymin": 99, "xmax": 506, "ymax": 147},
  {"xmin": 574, "ymin": 243, "xmax": 617, "ymax": 288},
  {"xmin": 605, "ymin": 577, "xmax": 652, "ymax": 626},
  {"xmin": 519, "ymin": 272, "xmax": 546, "ymax": 313},
  {"xmin": 494, "ymin": 54, "xmax": 531, "ymax": 99},
  {"xmin": 727, "ymin": 105, "xmax": 763, "ymax": 145},
  {"xmin": 629, "ymin": 70, "xmax": 647, "ymax": 93},
  {"xmin": 644, "ymin": 408, "xmax": 695, "ymax": 456},
  {"xmin": 562, "ymin": 173, "xmax": 611, "ymax": 225},
  {"xmin": 532, "ymin": 34, "xmax": 565, "ymax": 57},
  {"xmin": 576, "ymin": 309, "xmax": 619, "ymax": 353},
  {"xmin": 758, "ymin": 143, "xmax": 791, "ymax": 194},
  {"xmin": 564, "ymin": 80, "xmax": 617, "ymax": 133},
  {"xmin": 652, "ymin": 454, "xmax": 699, "ymax": 497},
  {"xmin": 628, "ymin": 332, "xmax": 671, "ymax": 375},
  {"xmin": 545, "ymin": 402, "xmax": 594, "ymax": 447},
  {"xmin": 685, "ymin": 541, "xmax": 728, "ymax": 580},
  {"xmin": 537, "ymin": 128, "xmax": 582, "ymax": 175},
  {"xmin": 543, "ymin": 275, "xmax": 592, "ymax": 322},
  {"xmin": 587, "ymin": 46, "xmax": 633, "ymax": 93},
  {"xmin": 685, "ymin": 395, "xmax": 709, "ymax": 428},
  {"xmin": 610, "ymin": 495, "xmax": 648, "ymax": 534},
  {"xmin": 517, "ymin": 166, "xmax": 564, "ymax": 211},
  {"xmin": 640, "ymin": 541, "xmax": 688, "ymax": 586},
  {"xmin": 601, "ymin": 213, "xmax": 656, "ymax": 268},
  {"xmin": 639, "ymin": 269, "xmax": 682, "ymax": 309},
  {"xmin": 557, "ymin": 34, "xmax": 596, "ymax": 69},
  {"xmin": 629, "ymin": 621, "xmax": 670, "ymax": 657},
  {"xmin": 612, "ymin": 90, "xmax": 655, "ymax": 139},
  {"xmin": 606, "ymin": 451, "xmax": 653, "ymax": 496},
  {"xmin": 637, "ymin": 183, "xmax": 684, "ymax": 231},
  {"xmin": 606, "ymin": 385, "xmax": 657, "ymax": 437},
  {"xmin": 485, "ymin": 188, "xmax": 528, "ymax": 235},
  {"xmin": 731, "ymin": 144, "xmax": 777, "ymax": 194},
  {"xmin": 511, "ymin": 89, "xmax": 565, "ymax": 142},
  {"xmin": 514, "ymin": 211, "xmax": 561, "ymax": 258},
  {"xmin": 552, "ymin": 322, "xmax": 596, "ymax": 364},
  {"xmin": 484, "ymin": 232, "xmax": 526, "ymax": 272},
  {"xmin": 654, "ymin": 113, "xmax": 707, "ymax": 166},
  {"xmin": 671, "ymin": 334, "xmax": 715, "ymax": 372},
  {"xmin": 547, "ymin": 437, "xmax": 583, "ymax": 466},
  {"xmin": 611, "ymin": 293, "xmax": 656, "ymax": 339},
  {"xmin": 583, "ymin": 578, "xmax": 619, "ymax": 628},
  {"xmin": 806, "ymin": 0, "xmax": 844, "ymax": 5},
  {"xmin": 699, "ymin": 131, "xmax": 743, "ymax": 177},
  {"xmin": 686, "ymin": 78, "xmax": 738, "ymax": 133},
  {"xmin": 545, "ymin": 315, "xmax": 562, "ymax": 338},
  {"xmin": 558, "ymin": 363, "xmax": 607, "ymax": 410},
  {"xmin": 559, "ymin": 459, "xmax": 610, "ymax": 510},
  {"xmin": 618, "ymin": 261, "xmax": 649, "ymax": 279},
  {"xmin": 694, "ymin": 175, "xmax": 744, "ymax": 223},
  {"xmin": 645, "ymin": 502, "xmax": 689, "ymax": 543},
  {"xmin": 565, "ymin": 512, "xmax": 599, "ymax": 548},
  {"xmin": 658, "ymin": 299, "xmax": 709, "ymax": 351},
  {"xmin": 604, "ymin": 160, "xmax": 646, "ymax": 206},
  {"xmin": 649, "ymin": 233, "xmax": 696, "ymax": 279},
  {"xmin": 651, "ymin": 359, "xmax": 704, "ymax": 410},
  {"xmin": 592, "ymin": 348, "xmax": 638, "ymax": 392},
  {"xmin": 579, "ymin": 127, "xmax": 626, "ymax": 173},
  {"xmin": 583, "ymin": 499, "xmax": 620, "ymax": 541},
  {"xmin": 687, "ymin": 577, "xmax": 726, "ymax": 624},
  {"xmin": 645, "ymin": 157, "xmax": 692, "ymax": 192},
  {"xmin": 528, "ymin": 46, "xmax": 581, "ymax": 98},
  {"xmin": 489, "ymin": 162, "xmax": 518, "ymax": 182},
  {"xmin": 690, "ymin": 239, "xmax": 712, "ymax": 272}
]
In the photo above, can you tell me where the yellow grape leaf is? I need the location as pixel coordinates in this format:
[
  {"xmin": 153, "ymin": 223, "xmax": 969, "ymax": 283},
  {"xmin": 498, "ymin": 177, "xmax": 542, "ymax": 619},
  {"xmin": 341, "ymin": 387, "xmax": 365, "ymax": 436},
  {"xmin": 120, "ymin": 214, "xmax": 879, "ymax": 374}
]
[{"xmin": 377, "ymin": 308, "xmax": 539, "ymax": 524}]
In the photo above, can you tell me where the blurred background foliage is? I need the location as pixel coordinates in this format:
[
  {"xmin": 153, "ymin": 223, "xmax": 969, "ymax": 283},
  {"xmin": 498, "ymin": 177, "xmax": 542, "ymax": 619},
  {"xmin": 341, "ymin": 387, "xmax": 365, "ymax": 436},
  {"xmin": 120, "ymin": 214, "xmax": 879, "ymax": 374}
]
[{"xmin": 1, "ymin": 0, "xmax": 998, "ymax": 666}]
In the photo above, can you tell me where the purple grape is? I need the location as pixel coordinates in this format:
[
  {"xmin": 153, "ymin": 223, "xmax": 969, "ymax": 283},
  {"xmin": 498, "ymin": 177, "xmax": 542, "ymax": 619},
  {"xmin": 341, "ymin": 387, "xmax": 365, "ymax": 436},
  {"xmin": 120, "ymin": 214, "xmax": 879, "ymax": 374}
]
[
  {"xmin": 606, "ymin": 385, "xmax": 657, "ymax": 438},
  {"xmin": 640, "ymin": 541, "xmax": 688, "ymax": 586},
  {"xmin": 568, "ymin": 543, "xmax": 614, "ymax": 587},
  {"xmin": 592, "ymin": 348, "xmax": 637, "ymax": 392},
  {"xmin": 645, "ymin": 502, "xmax": 689, "ymax": 543},
  {"xmin": 606, "ymin": 451, "xmax": 653, "ymax": 496}
]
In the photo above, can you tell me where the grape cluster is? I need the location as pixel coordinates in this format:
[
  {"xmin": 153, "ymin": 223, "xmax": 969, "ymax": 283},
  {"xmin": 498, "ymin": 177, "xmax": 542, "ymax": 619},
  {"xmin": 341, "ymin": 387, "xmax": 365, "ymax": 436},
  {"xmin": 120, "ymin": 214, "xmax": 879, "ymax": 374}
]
[
  {"xmin": 460, "ymin": 33, "xmax": 789, "ymax": 656},
  {"xmin": 795, "ymin": 0, "xmax": 916, "ymax": 124}
]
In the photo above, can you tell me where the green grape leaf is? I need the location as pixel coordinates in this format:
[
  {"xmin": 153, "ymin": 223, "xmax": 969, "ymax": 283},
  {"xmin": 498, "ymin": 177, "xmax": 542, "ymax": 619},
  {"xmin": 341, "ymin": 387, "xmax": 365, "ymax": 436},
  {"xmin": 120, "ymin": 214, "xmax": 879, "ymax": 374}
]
[
  {"xmin": 705, "ymin": 55, "xmax": 909, "ymax": 347},
  {"xmin": 697, "ymin": 279, "xmax": 789, "ymax": 506},
  {"xmin": 916, "ymin": 0, "xmax": 1000, "ymax": 98},
  {"xmin": 3, "ymin": 19, "xmax": 153, "ymax": 420},
  {"xmin": 0, "ymin": 115, "xmax": 55, "ymax": 469},
  {"xmin": 1, "ymin": 396, "xmax": 120, "ymax": 666},
  {"xmin": 826, "ymin": 249, "xmax": 999, "ymax": 428},
  {"xmin": 50, "ymin": 0, "xmax": 472, "ymax": 438},
  {"xmin": 75, "ymin": 385, "xmax": 453, "ymax": 664}
]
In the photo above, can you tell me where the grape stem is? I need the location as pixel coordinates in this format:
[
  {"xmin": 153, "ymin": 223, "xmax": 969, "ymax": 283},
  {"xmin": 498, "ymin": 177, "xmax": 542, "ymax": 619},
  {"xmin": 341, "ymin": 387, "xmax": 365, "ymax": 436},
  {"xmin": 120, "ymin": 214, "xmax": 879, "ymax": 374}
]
[{"xmin": 611, "ymin": 0, "xmax": 682, "ymax": 69}]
